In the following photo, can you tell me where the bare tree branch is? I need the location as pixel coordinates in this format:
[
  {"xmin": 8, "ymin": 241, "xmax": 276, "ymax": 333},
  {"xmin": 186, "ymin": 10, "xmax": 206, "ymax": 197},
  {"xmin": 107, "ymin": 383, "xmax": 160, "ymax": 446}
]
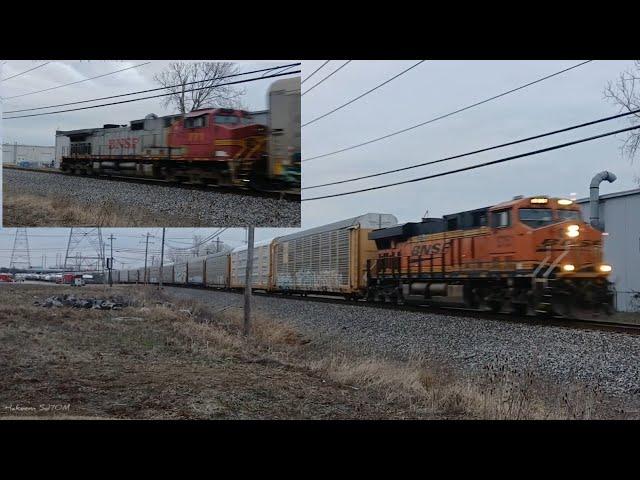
[
  {"xmin": 604, "ymin": 61, "xmax": 640, "ymax": 183},
  {"xmin": 153, "ymin": 61, "xmax": 246, "ymax": 114}
]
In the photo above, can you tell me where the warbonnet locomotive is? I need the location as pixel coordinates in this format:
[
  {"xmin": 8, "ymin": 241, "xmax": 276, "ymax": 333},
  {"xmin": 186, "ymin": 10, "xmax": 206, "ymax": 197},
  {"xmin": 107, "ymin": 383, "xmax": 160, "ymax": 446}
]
[
  {"xmin": 54, "ymin": 78, "xmax": 301, "ymax": 193},
  {"xmin": 113, "ymin": 194, "xmax": 615, "ymax": 318}
]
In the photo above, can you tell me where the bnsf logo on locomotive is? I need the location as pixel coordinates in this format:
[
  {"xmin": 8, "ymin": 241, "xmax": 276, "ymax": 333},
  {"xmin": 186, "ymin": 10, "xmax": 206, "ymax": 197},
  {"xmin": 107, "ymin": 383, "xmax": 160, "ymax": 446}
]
[
  {"xmin": 108, "ymin": 138, "xmax": 140, "ymax": 149},
  {"xmin": 537, "ymin": 238, "xmax": 602, "ymax": 250},
  {"xmin": 410, "ymin": 241, "xmax": 452, "ymax": 257}
]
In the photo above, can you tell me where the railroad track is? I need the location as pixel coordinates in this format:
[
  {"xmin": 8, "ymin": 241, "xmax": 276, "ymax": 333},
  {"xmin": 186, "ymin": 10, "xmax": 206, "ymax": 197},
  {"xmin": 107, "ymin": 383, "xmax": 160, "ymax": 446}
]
[
  {"xmin": 157, "ymin": 284, "xmax": 640, "ymax": 335},
  {"xmin": 10, "ymin": 280, "xmax": 639, "ymax": 334},
  {"xmin": 3, "ymin": 165, "xmax": 300, "ymax": 202}
]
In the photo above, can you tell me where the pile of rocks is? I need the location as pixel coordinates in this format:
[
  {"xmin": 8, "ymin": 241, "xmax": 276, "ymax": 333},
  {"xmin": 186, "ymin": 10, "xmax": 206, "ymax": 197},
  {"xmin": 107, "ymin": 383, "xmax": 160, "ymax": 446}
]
[{"xmin": 35, "ymin": 294, "xmax": 130, "ymax": 310}]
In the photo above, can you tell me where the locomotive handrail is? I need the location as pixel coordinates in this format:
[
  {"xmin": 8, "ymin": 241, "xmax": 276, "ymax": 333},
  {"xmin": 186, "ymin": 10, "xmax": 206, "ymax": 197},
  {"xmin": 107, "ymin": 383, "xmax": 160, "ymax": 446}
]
[
  {"xmin": 532, "ymin": 247, "xmax": 552, "ymax": 280},
  {"xmin": 543, "ymin": 243, "xmax": 572, "ymax": 278}
]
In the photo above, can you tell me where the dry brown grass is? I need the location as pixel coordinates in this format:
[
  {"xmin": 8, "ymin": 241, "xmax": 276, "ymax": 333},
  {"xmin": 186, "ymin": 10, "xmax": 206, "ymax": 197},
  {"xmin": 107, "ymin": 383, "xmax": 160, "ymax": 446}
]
[
  {"xmin": 130, "ymin": 287, "xmax": 613, "ymax": 419},
  {"xmin": 309, "ymin": 355, "xmax": 605, "ymax": 419},
  {"xmin": 0, "ymin": 284, "xmax": 622, "ymax": 419},
  {"xmin": 2, "ymin": 190, "xmax": 186, "ymax": 227}
]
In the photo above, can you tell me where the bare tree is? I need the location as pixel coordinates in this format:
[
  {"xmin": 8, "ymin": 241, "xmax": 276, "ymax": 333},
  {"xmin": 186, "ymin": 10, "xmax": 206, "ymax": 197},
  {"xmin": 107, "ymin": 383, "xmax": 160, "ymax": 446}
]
[
  {"xmin": 604, "ymin": 60, "xmax": 640, "ymax": 183},
  {"xmin": 154, "ymin": 62, "xmax": 246, "ymax": 114}
]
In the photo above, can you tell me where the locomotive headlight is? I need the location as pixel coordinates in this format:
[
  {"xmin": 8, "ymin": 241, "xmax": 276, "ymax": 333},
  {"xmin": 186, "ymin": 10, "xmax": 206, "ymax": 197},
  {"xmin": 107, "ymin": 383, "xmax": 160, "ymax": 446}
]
[
  {"xmin": 566, "ymin": 224, "xmax": 580, "ymax": 237},
  {"xmin": 562, "ymin": 264, "xmax": 575, "ymax": 272},
  {"xmin": 599, "ymin": 264, "xmax": 612, "ymax": 273},
  {"xmin": 558, "ymin": 199, "xmax": 573, "ymax": 206}
]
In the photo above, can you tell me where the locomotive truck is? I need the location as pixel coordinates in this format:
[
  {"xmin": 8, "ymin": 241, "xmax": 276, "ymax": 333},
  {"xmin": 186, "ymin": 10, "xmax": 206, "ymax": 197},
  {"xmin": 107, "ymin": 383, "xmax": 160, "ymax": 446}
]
[{"xmin": 55, "ymin": 78, "xmax": 301, "ymax": 194}]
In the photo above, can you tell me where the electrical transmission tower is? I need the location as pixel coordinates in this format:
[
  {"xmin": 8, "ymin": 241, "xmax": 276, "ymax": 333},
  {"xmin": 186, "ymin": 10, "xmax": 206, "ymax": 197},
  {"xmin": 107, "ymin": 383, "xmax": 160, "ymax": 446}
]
[
  {"xmin": 9, "ymin": 228, "xmax": 31, "ymax": 269},
  {"xmin": 63, "ymin": 227, "xmax": 105, "ymax": 272}
]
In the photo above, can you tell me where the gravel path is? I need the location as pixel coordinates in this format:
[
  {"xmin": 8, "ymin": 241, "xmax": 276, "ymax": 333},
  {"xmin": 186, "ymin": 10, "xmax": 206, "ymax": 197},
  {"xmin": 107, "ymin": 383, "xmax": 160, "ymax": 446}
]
[
  {"xmin": 165, "ymin": 287, "xmax": 640, "ymax": 403},
  {"xmin": 3, "ymin": 169, "xmax": 300, "ymax": 227}
]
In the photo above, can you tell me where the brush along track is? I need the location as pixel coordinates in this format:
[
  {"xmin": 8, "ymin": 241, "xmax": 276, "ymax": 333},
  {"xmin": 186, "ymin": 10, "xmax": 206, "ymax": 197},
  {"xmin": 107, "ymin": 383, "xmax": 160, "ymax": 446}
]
[
  {"xmin": 136, "ymin": 283, "xmax": 640, "ymax": 335},
  {"xmin": 3, "ymin": 165, "xmax": 300, "ymax": 202}
]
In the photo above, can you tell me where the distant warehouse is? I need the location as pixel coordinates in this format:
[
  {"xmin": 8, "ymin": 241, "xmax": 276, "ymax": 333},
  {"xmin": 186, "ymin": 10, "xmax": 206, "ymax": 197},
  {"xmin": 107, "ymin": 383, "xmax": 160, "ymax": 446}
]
[
  {"xmin": 577, "ymin": 187, "xmax": 640, "ymax": 312},
  {"xmin": 2, "ymin": 142, "xmax": 55, "ymax": 167}
]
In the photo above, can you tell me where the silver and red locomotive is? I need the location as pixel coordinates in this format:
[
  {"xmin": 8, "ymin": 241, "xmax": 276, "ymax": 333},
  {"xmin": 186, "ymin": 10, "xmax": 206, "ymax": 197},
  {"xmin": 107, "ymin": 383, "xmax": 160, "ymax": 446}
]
[{"xmin": 55, "ymin": 78, "xmax": 300, "ymax": 193}]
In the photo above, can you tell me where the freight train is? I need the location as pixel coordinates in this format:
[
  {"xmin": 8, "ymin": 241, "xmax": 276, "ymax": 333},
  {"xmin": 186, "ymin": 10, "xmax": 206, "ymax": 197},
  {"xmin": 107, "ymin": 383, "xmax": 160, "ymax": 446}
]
[
  {"xmin": 113, "ymin": 196, "xmax": 615, "ymax": 317},
  {"xmin": 54, "ymin": 78, "xmax": 301, "ymax": 194}
]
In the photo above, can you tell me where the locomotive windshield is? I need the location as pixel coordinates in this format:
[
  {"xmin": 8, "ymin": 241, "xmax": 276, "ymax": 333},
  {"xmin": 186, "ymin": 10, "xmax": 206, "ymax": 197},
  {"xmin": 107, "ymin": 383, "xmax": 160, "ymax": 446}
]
[
  {"xmin": 519, "ymin": 208, "xmax": 554, "ymax": 228},
  {"xmin": 215, "ymin": 115, "xmax": 241, "ymax": 125},
  {"xmin": 557, "ymin": 210, "xmax": 582, "ymax": 221},
  {"xmin": 519, "ymin": 208, "xmax": 583, "ymax": 228}
]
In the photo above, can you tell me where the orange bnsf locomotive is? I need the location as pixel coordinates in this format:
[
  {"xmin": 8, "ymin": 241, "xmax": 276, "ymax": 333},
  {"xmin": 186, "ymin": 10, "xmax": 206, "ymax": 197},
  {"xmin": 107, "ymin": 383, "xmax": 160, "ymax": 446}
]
[
  {"xmin": 367, "ymin": 195, "xmax": 614, "ymax": 316},
  {"xmin": 55, "ymin": 78, "xmax": 300, "ymax": 193},
  {"xmin": 112, "ymin": 195, "xmax": 614, "ymax": 318}
]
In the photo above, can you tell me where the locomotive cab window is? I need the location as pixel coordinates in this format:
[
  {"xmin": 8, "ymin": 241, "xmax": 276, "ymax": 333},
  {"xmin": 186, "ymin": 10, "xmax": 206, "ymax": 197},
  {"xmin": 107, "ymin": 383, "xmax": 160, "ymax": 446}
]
[
  {"xmin": 184, "ymin": 116, "xmax": 207, "ymax": 129},
  {"xmin": 215, "ymin": 115, "xmax": 240, "ymax": 125},
  {"xmin": 557, "ymin": 210, "xmax": 582, "ymax": 222},
  {"xmin": 519, "ymin": 208, "xmax": 553, "ymax": 228},
  {"xmin": 491, "ymin": 209, "xmax": 511, "ymax": 228}
]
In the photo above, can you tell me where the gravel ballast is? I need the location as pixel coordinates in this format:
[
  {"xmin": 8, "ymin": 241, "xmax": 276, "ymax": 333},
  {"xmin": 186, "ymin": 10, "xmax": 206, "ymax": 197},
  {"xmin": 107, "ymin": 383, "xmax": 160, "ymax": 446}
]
[
  {"xmin": 165, "ymin": 287, "xmax": 640, "ymax": 403},
  {"xmin": 3, "ymin": 168, "xmax": 300, "ymax": 227}
]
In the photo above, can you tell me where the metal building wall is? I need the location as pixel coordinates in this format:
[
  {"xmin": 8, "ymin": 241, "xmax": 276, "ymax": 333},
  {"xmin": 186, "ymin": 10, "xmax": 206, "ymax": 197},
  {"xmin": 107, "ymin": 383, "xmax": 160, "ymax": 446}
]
[
  {"xmin": 579, "ymin": 190, "xmax": 640, "ymax": 312},
  {"xmin": 2, "ymin": 143, "xmax": 55, "ymax": 166}
]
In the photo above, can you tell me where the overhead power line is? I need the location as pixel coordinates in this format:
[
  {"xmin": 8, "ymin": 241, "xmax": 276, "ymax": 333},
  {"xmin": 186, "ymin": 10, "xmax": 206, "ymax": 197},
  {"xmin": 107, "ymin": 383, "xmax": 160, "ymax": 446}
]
[
  {"xmin": 302, "ymin": 123, "xmax": 640, "ymax": 201},
  {"xmin": 302, "ymin": 60, "xmax": 426, "ymax": 127},
  {"xmin": 1, "ymin": 61, "xmax": 51, "ymax": 82},
  {"xmin": 301, "ymin": 60, "xmax": 330, "ymax": 85},
  {"xmin": 302, "ymin": 60, "xmax": 351, "ymax": 96},
  {"xmin": 261, "ymin": 63, "xmax": 297, "ymax": 77},
  {"xmin": 303, "ymin": 60, "xmax": 594, "ymax": 163},
  {"xmin": 3, "ymin": 62, "xmax": 151, "ymax": 100},
  {"xmin": 165, "ymin": 229, "xmax": 228, "ymax": 251},
  {"xmin": 304, "ymin": 106, "xmax": 640, "ymax": 190},
  {"xmin": 4, "ymin": 62, "xmax": 301, "ymax": 114},
  {"xmin": 3, "ymin": 70, "xmax": 300, "ymax": 119}
]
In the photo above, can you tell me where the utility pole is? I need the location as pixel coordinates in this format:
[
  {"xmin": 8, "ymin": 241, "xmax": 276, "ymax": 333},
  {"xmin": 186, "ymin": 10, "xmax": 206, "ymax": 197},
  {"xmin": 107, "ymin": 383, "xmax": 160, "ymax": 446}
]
[
  {"xmin": 158, "ymin": 228, "xmax": 166, "ymax": 290},
  {"xmin": 215, "ymin": 237, "xmax": 221, "ymax": 253},
  {"xmin": 140, "ymin": 232, "xmax": 154, "ymax": 285},
  {"xmin": 108, "ymin": 234, "xmax": 115, "ymax": 287},
  {"xmin": 243, "ymin": 226, "xmax": 255, "ymax": 336}
]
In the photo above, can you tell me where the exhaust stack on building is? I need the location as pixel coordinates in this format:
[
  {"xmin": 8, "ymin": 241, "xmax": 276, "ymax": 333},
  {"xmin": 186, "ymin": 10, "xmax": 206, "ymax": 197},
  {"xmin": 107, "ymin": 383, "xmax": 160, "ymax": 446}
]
[{"xmin": 589, "ymin": 171, "xmax": 617, "ymax": 230}]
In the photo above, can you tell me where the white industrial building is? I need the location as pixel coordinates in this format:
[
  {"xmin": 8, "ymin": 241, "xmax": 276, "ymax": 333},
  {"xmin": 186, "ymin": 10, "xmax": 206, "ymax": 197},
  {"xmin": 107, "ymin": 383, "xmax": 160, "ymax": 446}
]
[
  {"xmin": 577, "ymin": 181, "xmax": 640, "ymax": 312},
  {"xmin": 2, "ymin": 143, "xmax": 56, "ymax": 167}
]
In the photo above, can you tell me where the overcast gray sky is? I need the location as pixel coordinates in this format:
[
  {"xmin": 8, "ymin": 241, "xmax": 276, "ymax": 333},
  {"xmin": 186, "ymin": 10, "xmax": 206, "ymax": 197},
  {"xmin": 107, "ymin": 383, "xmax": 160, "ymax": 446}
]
[
  {"xmin": 0, "ymin": 59, "xmax": 293, "ymax": 144},
  {"xmin": 0, "ymin": 227, "xmax": 278, "ymax": 269},
  {"xmin": 1, "ymin": 60, "xmax": 640, "ymax": 268}
]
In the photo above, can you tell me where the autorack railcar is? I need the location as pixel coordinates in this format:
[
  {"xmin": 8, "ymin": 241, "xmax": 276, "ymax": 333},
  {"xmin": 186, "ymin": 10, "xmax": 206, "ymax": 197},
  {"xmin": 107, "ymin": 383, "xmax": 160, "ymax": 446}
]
[{"xmin": 271, "ymin": 213, "xmax": 398, "ymax": 297}]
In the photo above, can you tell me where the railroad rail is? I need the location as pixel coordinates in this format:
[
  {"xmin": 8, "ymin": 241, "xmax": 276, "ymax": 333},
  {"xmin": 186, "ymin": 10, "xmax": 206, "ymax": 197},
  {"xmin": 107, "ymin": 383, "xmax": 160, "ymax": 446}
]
[
  {"xmin": 159, "ymin": 284, "xmax": 640, "ymax": 336},
  {"xmin": 2, "ymin": 165, "xmax": 301, "ymax": 201}
]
